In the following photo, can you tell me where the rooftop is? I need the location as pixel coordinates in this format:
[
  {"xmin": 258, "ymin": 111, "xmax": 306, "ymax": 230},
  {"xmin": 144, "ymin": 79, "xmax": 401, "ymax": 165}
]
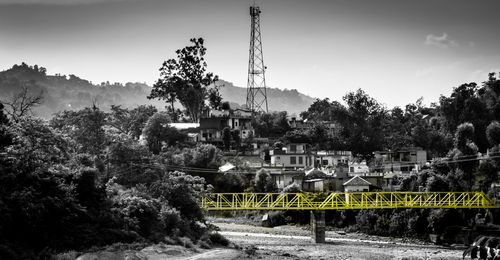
[{"xmin": 343, "ymin": 175, "xmax": 372, "ymax": 186}]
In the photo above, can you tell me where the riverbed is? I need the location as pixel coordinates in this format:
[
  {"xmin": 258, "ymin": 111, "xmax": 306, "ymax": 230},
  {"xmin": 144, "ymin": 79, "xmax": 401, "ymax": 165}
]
[{"xmin": 211, "ymin": 221, "xmax": 465, "ymax": 260}]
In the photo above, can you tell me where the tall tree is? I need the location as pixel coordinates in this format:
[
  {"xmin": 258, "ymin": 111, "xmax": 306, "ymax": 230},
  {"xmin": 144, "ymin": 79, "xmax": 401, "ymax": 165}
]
[
  {"xmin": 149, "ymin": 38, "xmax": 219, "ymax": 122},
  {"xmin": 447, "ymin": 122, "xmax": 478, "ymax": 190},
  {"xmin": 342, "ymin": 89, "xmax": 387, "ymax": 159}
]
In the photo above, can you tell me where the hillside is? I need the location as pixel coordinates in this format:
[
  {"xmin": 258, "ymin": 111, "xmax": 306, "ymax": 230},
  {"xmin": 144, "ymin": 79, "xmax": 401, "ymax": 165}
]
[
  {"xmin": 0, "ymin": 63, "xmax": 315, "ymax": 118},
  {"xmin": 217, "ymin": 80, "xmax": 316, "ymax": 115}
]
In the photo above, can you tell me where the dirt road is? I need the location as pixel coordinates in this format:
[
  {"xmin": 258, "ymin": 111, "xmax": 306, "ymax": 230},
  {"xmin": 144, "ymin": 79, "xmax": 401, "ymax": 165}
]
[{"xmin": 211, "ymin": 221, "xmax": 465, "ymax": 260}]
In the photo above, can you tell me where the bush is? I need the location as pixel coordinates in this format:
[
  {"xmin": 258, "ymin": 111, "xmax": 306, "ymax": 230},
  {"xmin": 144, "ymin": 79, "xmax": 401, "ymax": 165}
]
[
  {"xmin": 254, "ymin": 169, "xmax": 277, "ymax": 192},
  {"xmin": 207, "ymin": 232, "xmax": 230, "ymax": 246},
  {"xmin": 216, "ymin": 172, "xmax": 246, "ymax": 192}
]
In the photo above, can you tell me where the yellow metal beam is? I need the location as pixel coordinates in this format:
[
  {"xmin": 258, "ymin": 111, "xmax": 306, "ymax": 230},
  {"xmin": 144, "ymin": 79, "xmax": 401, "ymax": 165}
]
[{"xmin": 201, "ymin": 192, "xmax": 497, "ymax": 210}]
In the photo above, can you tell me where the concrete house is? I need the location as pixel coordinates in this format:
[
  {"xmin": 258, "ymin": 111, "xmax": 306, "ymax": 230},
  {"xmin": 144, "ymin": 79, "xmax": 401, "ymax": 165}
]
[
  {"xmin": 373, "ymin": 147, "xmax": 427, "ymax": 174},
  {"xmin": 269, "ymin": 143, "xmax": 314, "ymax": 168},
  {"xmin": 199, "ymin": 108, "xmax": 254, "ymax": 145}
]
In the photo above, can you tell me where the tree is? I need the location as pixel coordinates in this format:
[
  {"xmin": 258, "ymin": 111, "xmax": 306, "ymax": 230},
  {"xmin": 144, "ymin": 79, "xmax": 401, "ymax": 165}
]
[
  {"xmin": 231, "ymin": 129, "xmax": 241, "ymax": 150},
  {"xmin": 108, "ymin": 105, "xmax": 158, "ymax": 139},
  {"xmin": 254, "ymin": 169, "xmax": 277, "ymax": 192},
  {"xmin": 149, "ymin": 38, "xmax": 219, "ymax": 122},
  {"xmin": 438, "ymin": 83, "xmax": 491, "ymax": 151},
  {"xmin": 447, "ymin": 123, "xmax": 478, "ymax": 190},
  {"xmin": 308, "ymin": 124, "xmax": 328, "ymax": 149},
  {"xmin": 50, "ymin": 105, "xmax": 107, "ymax": 156},
  {"xmin": 0, "ymin": 102, "xmax": 12, "ymax": 149},
  {"xmin": 482, "ymin": 73, "xmax": 500, "ymax": 122},
  {"xmin": 142, "ymin": 112, "xmax": 187, "ymax": 154},
  {"xmin": 216, "ymin": 172, "xmax": 246, "ymax": 192},
  {"xmin": 486, "ymin": 121, "xmax": 500, "ymax": 147},
  {"xmin": 342, "ymin": 89, "xmax": 387, "ymax": 159},
  {"xmin": 2, "ymin": 86, "xmax": 43, "ymax": 121},
  {"xmin": 208, "ymin": 86, "xmax": 223, "ymax": 110},
  {"xmin": 222, "ymin": 127, "xmax": 231, "ymax": 150},
  {"xmin": 252, "ymin": 111, "xmax": 290, "ymax": 138}
]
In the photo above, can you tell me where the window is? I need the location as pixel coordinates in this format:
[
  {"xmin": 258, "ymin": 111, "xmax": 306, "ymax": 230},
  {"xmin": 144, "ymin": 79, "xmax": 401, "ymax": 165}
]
[
  {"xmin": 290, "ymin": 145, "xmax": 296, "ymax": 152},
  {"xmin": 298, "ymin": 156, "xmax": 303, "ymax": 164},
  {"xmin": 290, "ymin": 156, "xmax": 296, "ymax": 164}
]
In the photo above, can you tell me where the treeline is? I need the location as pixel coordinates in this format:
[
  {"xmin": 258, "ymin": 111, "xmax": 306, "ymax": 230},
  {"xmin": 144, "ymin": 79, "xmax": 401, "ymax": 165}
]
[
  {"xmin": 0, "ymin": 101, "xmax": 229, "ymax": 259},
  {"xmin": 288, "ymin": 72, "xmax": 500, "ymax": 159}
]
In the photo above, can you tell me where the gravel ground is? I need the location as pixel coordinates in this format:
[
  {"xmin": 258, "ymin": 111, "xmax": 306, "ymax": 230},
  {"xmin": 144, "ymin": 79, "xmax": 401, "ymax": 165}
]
[
  {"xmin": 211, "ymin": 221, "xmax": 465, "ymax": 260},
  {"xmin": 74, "ymin": 220, "xmax": 467, "ymax": 260}
]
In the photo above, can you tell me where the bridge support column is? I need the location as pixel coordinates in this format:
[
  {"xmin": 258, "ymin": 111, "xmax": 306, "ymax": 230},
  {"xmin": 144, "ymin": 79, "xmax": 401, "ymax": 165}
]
[{"xmin": 310, "ymin": 210, "xmax": 325, "ymax": 243}]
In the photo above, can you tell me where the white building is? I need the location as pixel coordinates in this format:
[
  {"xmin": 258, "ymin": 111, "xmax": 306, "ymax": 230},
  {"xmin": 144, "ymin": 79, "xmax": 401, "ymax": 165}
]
[
  {"xmin": 343, "ymin": 175, "xmax": 371, "ymax": 192},
  {"xmin": 348, "ymin": 161, "xmax": 370, "ymax": 175}
]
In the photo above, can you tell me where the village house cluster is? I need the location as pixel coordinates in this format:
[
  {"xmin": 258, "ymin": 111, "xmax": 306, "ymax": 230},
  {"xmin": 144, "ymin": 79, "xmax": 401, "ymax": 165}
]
[{"xmin": 170, "ymin": 107, "xmax": 429, "ymax": 193}]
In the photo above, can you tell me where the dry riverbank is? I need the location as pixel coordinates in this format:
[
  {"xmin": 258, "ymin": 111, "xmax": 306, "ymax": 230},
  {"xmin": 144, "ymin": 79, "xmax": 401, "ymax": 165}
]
[{"xmin": 73, "ymin": 220, "xmax": 466, "ymax": 260}]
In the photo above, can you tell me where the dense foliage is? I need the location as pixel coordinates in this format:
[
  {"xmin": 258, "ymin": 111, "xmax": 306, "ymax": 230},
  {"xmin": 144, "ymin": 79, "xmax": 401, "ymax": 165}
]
[
  {"xmin": 0, "ymin": 102, "xmax": 222, "ymax": 258},
  {"xmin": 295, "ymin": 73, "xmax": 500, "ymax": 160}
]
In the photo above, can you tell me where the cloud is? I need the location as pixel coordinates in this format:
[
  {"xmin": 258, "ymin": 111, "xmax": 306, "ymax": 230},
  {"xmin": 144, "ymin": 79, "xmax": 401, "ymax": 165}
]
[
  {"xmin": 0, "ymin": 0, "xmax": 134, "ymax": 5},
  {"xmin": 425, "ymin": 33, "xmax": 458, "ymax": 48}
]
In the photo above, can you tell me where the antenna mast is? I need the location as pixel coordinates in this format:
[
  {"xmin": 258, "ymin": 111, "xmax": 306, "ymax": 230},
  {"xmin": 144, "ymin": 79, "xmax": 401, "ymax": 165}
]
[{"xmin": 246, "ymin": 4, "xmax": 268, "ymax": 113}]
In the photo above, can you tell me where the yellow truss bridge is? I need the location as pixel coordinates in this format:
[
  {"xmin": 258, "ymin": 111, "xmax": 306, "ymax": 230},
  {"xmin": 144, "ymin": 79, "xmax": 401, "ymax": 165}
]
[{"xmin": 201, "ymin": 192, "xmax": 498, "ymax": 210}]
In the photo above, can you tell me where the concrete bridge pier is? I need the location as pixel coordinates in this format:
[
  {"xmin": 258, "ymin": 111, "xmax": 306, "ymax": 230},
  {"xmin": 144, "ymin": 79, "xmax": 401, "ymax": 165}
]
[{"xmin": 310, "ymin": 210, "xmax": 326, "ymax": 243}]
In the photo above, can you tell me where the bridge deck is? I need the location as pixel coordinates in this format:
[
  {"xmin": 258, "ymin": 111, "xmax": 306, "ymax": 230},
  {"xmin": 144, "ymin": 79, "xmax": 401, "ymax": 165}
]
[{"xmin": 201, "ymin": 192, "xmax": 497, "ymax": 210}]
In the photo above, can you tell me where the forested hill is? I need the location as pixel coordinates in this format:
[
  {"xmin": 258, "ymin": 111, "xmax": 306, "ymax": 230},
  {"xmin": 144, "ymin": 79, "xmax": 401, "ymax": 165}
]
[{"xmin": 0, "ymin": 63, "xmax": 315, "ymax": 118}]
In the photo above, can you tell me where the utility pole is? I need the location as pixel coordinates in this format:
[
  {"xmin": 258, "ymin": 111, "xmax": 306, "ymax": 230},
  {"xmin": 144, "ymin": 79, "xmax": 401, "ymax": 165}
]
[{"xmin": 246, "ymin": 4, "xmax": 269, "ymax": 114}]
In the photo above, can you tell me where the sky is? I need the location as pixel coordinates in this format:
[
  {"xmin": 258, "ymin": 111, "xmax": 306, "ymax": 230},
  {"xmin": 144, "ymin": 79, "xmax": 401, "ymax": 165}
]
[{"xmin": 1, "ymin": 0, "xmax": 499, "ymax": 108}]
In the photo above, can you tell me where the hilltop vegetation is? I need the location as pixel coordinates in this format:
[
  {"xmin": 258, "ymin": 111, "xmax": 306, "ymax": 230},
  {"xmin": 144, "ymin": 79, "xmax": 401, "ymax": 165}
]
[{"xmin": 0, "ymin": 63, "xmax": 315, "ymax": 119}]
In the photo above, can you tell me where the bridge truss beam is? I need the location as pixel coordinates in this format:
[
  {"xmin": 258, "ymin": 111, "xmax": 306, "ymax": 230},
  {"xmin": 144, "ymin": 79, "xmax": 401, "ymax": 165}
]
[{"xmin": 201, "ymin": 192, "xmax": 497, "ymax": 211}]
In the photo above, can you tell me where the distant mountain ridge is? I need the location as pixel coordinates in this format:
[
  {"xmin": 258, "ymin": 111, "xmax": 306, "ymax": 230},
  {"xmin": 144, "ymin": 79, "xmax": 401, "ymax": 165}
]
[
  {"xmin": 0, "ymin": 63, "xmax": 315, "ymax": 118},
  {"xmin": 216, "ymin": 79, "xmax": 315, "ymax": 115}
]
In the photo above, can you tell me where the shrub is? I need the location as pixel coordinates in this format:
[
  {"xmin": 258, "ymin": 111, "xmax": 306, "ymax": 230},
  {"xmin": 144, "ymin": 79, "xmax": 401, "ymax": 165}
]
[
  {"xmin": 207, "ymin": 232, "xmax": 230, "ymax": 246},
  {"xmin": 216, "ymin": 172, "xmax": 246, "ymax": 192},
  {"xmin": 254, "ymin": 169, "xmax": 277, "ymax": 192}
]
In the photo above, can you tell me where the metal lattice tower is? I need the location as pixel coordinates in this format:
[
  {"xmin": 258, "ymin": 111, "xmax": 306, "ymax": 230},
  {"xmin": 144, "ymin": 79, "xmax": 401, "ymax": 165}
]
[{"xmin": 246, "ymin": 4, "xmax": 268, "ymax": 113}]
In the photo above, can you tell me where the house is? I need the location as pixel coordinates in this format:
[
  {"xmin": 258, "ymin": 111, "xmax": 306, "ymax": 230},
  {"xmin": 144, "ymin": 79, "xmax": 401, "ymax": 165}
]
[
  {"xmin": 269, "ymin": 143, "xmax": 353, "ymax": 169},
  {"xmin": 348, "ymin": 161, "xmax": 370, "ymax": 175},
  {"xmin": 269, "ymin": 143, "xmax": 314, "ymax": 168},
  {"xmin": 199, "ymin": 108, "xmax": 254, "ymax": 146},
  {"xmin": 303, "ymin": 169, "xmax": 328, "ymax": 192},
  {"xmin": 373, "ymin": 147, "xmax": 427, "ymax": 174},
  {"xmin": 314, "ymin": 150, "xmax": 352, "ymax": 169},
  {"xmin": 343, "ymin": 175, "xmax": 371, "ymax": 192},
  {"xmin": 270, "ymin": 170, "xmax": 304, "ymax": 190}
]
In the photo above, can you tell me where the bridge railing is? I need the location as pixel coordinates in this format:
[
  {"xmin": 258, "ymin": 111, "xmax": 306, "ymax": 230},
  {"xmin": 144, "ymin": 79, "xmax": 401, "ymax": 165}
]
[{"xmin": 201, "ymin": 192, "xmax": 497, "ymax": 210}]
